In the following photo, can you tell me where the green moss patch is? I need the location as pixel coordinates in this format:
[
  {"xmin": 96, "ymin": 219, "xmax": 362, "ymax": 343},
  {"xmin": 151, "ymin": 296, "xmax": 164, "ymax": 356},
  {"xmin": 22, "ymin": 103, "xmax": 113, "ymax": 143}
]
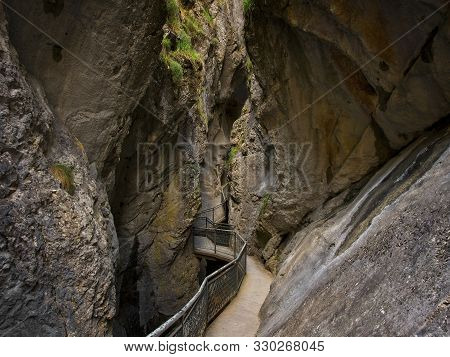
[
  {"xmin": 162, "ymin": 0, "xmax": 206, "ymax": 84},
  {"xmin": 227, "ymin": 146, "xmax": 240, "ymax": 165},
  {"xmin": 243, "ymin": 0, "xmax": 255, "ymax": 13},
  {"xmin": 259, "ymin": 193, "xmax": 271, "ymax": 217}
]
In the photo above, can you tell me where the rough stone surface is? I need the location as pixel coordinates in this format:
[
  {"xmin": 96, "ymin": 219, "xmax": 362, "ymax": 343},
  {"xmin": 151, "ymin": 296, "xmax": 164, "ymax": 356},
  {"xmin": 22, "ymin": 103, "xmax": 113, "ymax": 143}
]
[
  {"xmin": 1, "ymin": 0, "xmax": 250, "ymax": 336},
  {"xmin": 258, "ymin": 128, "xmax": 450, "ymax": 336},
  {"xmin": 1, "ymin": 0, "xmax": 449, "ymax": 337},
  {"xmin": 110, "ymin": 0, "xmax": 250, "ymax": 335},
  {"xmin": 4, "ymin": 0, "xmax": 166, "ymax": 190},
  {"xmin": 0, "ymin": 7, "xmax": 117, "ymax": 336},
  {"xmin": 234, "ymin": 0, "xmax": 450, "ymax": 272}
]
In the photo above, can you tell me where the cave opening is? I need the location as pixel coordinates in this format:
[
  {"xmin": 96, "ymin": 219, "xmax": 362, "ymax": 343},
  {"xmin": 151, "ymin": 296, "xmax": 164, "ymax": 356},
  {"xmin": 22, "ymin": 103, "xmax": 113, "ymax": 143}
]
[
  {"xmin": 221, "ymin": 64, "xmax": 249, "ymax": 138},
  {"xmin": 199, "ymin": 257, "xmax": 228, "ymax": 281}
]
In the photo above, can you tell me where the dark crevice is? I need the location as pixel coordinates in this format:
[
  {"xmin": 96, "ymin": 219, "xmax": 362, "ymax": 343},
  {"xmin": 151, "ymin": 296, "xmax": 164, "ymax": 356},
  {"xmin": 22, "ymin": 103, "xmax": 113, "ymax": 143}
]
[
  {"xmin": 256, "ymin": 225, "xmax": 272, "ymax": 250},
  {"xmin": 221, "ymin": 64, "xmax": 249, "ymax": 138},
  {"xmin": 371, "ymin": 116, "xmax": 395, "ymax": 163},
  {"xmin": 403, "ymin": 26, "xmax": 439, "ymax": 76},
  {"xmin": 42, "ymin": 0, "xmax": 64, "ymax": 17},
  {"xmin": 420, "ymin": 26, "xmax": 439, "ymax": 63},
  {"xmin": 379, "ymin": 61, "xmax": 390, "ymax": 71},
  {"xmin": 376, "ymin": 85, "xmax": 393, "ymax": 112},
  {"xmin": 114, "ymin": 238, "xmax": 141, "ymax": 337},
  {"xmin": 52, "ymin": 44, "xmax": 63, "ymax": 62}
]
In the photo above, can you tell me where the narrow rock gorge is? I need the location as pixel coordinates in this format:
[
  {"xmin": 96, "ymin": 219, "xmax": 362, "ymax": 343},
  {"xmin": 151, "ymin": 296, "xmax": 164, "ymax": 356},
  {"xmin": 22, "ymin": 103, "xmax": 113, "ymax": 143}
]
[{"xmin": 0, "ymin": 0, "xmax": 448, "ymax": 337}]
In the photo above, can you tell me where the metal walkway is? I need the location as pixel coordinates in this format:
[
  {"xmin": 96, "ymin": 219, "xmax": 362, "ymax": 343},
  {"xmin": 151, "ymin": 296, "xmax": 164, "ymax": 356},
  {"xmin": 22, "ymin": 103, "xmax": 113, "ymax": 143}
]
[{"xmin": 148, "ymin": 202, "xmax": 247, "ymax": 337}]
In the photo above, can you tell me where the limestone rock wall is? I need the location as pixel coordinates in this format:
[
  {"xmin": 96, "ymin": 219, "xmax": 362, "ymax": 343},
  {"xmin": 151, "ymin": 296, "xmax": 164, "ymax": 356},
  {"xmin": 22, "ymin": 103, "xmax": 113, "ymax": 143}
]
[
  {"xmin": 236, "ymin": 0, "xmax": 450, "ymax": 270},
  {"xmin": 110, "ymin": 0, "xmax": 249, "ymax": 335},
  {"xmin": 1, "ymin": 0, "xmax": 449, "ymax": 337},
  {"xmin": 239, "ymin": 0, "xmax": 450, "ymax": 336},
  {"xmin": 4, "ymin": 0, "xmax": 166, "ymax": 190},
  {"xmin": 258, "ymin": 126, "xmax": 450, "ymax": 336},
  {"xmin": 0, "ymin": 7, "xmax": 117, "ymax": 336},
  {"xmin": 1, "ymin": 0, "xmax": 250, "ymax": 337}
]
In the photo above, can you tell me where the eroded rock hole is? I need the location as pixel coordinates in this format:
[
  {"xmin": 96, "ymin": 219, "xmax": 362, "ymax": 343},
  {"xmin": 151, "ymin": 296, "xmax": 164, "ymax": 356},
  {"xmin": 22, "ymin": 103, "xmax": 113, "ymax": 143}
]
[
  {"xmin": 52, "ymin": 44, "xmax": 63, "ymax": 62},
  {"xmin": 223, "ymin": 65, "xmax": 249, "ymax": 134},
  {"xmin": 379, "ymin": 61, "xmax": 389, "ymax": 71},
  {"xmin": 256, "ymin": 226, "xmax": 272, "ymax": 250},
  {"xmin": 376, "ymin": 85, "xmax": 392, "ymax": 112},
  {"xmin": 43, "ymin": 0, "xmax": 64, "ymax": 17}
]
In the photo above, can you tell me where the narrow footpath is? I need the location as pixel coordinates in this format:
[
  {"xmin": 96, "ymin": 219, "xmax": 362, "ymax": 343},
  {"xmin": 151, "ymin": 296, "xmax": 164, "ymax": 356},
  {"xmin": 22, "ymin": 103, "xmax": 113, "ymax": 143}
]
[{"xmin": 205, "ymin": 256, "xmax": 273, "ymax": 337}]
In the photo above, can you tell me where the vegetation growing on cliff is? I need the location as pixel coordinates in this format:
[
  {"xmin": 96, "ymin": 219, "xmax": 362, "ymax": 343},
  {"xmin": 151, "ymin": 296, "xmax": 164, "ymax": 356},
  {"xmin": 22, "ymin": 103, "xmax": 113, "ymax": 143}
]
[
  {"xmin": 259, "ymin": 193, "xmax": 271, "ymax": 217},
  {"xmin": 227, "ymin": 145, "xmax": 240, "ymax": 165},
  {"xmin": 51, "ymin": 164, "xmax": 75, "ymax": 195},
  {"xmin": 243, "ymin": 0, "xmax": 255, "ymax": 13},
  {"xmin": 162, "ymin": 0, "xmax": 209, "ymax": 84}
]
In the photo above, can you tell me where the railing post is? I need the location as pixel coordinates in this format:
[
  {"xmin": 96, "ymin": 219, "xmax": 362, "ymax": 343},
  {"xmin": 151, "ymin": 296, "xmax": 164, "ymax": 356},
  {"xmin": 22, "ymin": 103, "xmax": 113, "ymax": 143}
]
[
  {"xmin": 214, "ymin": 230, "xmax": 217, "ymax": 255},
  {"xmin": 205, "ymin": 279, "xmax": 210, "ymax": 323},
  {"xmin": 233, "ymin": 232, "xmax": 237, "ymax": 258},
  {"xmin": 212, "ymin": 209, "xmax": 215, "ymax": 224},
  {"xmin": 244, "ymin": 245, "xmax": 247, "ymax": 272},
  {"xmin": 182, "ymin": 313, "xmax": 185, "ymax": 337},
  {"xmin": 235, "ymin": 260, "xmax": 239, "ymax": 293}
]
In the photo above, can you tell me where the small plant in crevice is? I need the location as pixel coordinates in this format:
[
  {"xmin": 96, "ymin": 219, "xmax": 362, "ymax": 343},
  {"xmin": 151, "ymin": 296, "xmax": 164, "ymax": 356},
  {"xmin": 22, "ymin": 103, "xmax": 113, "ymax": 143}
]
[
  {"xmin": 243, "ymin": 0, "xmax": 255, "ymax": 13},
  {"xmin": 202, "ymin": 6, "xmax": 214, "ymax": 24},
  {"xmin": 162, "ymin": 36, "xmax": 172, "ymax": 51},
  {"xmin": 259, "ymin": 193, "xmax": 271, "ymax": 217},
  {"xmin": 51, "ymin": 164, "xmax": 75, "ymax": 195},
  {"xmin": 162, "ymin": 54, "xmax": 184, "ymax": 83},
  {"xmin": 174, "ymin": 30, "xmax": 202, "ymax": 65},
  {"xmin": 227, "ymin": 145, "xmax": 240, "ymax": 166},
  {"xmin": 185, "ymin": 14, "xmax": 204, "ymax": 36},
  {"xmin": 245, "ymin": 57, "xmax": 253, "ymax": 74}
]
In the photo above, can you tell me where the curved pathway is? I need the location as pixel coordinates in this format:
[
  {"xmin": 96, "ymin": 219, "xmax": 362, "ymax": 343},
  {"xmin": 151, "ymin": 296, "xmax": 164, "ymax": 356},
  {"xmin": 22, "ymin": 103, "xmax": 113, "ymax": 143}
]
[{"xmin": 205, "ymin": 256, "xmax": 273, "ymax": 337}]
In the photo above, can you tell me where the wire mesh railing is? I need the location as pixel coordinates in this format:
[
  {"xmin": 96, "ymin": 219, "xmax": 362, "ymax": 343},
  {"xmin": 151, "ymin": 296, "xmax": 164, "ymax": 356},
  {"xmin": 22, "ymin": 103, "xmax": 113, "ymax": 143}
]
[{"xmin": 148, "ymin": 202, "xmax": 246, "ymax": 337}]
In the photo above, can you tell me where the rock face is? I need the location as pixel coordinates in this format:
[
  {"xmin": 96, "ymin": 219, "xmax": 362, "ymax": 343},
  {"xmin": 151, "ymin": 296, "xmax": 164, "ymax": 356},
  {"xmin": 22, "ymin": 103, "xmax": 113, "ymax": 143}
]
[
  {"xmin": 1, "ymin": 0, "xmax": 449, "ymax": 337},
  {"xmin": 258, "ymin": 127, "xmax": 450, "ymax": 336},
  {"xmin": 0, "ymin": 7, "xmax": 117, "ymax": 336},
  {"xmin": 1, "ymin": 0, "xmax": 250, "ymax": 337},
  {"xmin": 234, "ymin": 0, "xmax": 450, "ymax": 336},
  {"xmin": 110, "ymin": 0, "xmax": 249, "ymax": 335},
  {"xmin": 236, "ymin": 0, "xmax": 450, "ymax": 270},
  {"xmin": 3, "ymin": 0, "xmax": 166, "ymax": 190}
]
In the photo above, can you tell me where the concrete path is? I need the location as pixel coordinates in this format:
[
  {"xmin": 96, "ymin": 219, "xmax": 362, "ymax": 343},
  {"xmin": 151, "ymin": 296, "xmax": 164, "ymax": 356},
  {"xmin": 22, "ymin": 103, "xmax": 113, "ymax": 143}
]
[{"xmin": 205, "ymin": 256, "xmax": 273, "ymax": 337}]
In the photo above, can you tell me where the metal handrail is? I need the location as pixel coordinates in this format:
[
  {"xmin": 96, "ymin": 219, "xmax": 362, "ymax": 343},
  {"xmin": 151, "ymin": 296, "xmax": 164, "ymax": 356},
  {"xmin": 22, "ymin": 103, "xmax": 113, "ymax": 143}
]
[
  {"xmin": 197, "ymin": 201, "xmax": 227, "ymax": 214},
  {"xmin": 193, "ymin": 216, "xmax": 234, "ymax": 230},
  {"xmin": 147, "ymin": 201, "xmax": 247, "ymax": 337},
  {"xmin": 196, "ymin": 201, "xmax": 228, "ymax": 224},
  {"xmin": 148, "ymin": 236, "xmax": 246, "ymax": 337}
]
